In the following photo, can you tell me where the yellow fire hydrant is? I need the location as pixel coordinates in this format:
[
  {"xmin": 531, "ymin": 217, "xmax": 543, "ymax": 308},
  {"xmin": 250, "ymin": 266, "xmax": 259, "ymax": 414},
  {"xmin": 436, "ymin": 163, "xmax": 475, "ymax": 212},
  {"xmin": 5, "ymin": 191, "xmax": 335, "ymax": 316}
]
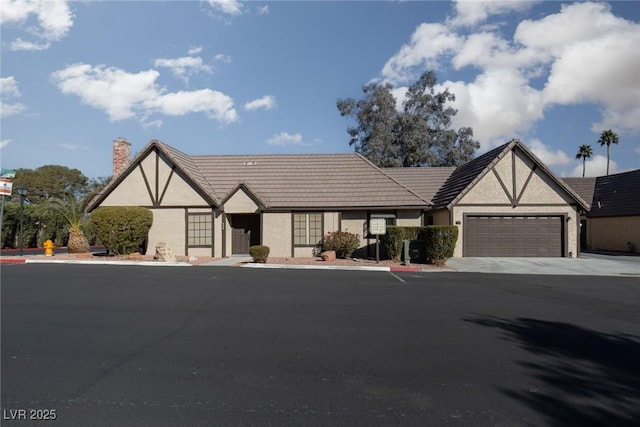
[{"xmin": 43, "ymin": 240, "xmax": 54, "ymax": 256}]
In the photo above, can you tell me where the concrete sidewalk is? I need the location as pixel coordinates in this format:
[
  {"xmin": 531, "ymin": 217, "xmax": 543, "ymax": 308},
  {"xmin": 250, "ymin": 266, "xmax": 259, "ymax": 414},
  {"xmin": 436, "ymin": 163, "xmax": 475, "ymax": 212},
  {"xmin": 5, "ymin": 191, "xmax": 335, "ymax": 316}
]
[
  {"xmin": 201, "ymin": 255, "xmax": 252, "ymax": 266},
  {"xmin": 2, "ymin": 254, "xmax": 639, "ymax": 277},
  {"xmin": 446, "ymin": 257, "xmax": 640, "ymax": 277}
]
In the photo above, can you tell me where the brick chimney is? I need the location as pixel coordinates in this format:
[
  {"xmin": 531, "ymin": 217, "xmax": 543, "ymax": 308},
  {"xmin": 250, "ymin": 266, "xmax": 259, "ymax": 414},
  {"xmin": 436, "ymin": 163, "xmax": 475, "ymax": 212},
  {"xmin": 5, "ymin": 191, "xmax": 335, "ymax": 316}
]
[{"xmin": 112, "ymin": 137, "xmax": 131, "ymax": 176}]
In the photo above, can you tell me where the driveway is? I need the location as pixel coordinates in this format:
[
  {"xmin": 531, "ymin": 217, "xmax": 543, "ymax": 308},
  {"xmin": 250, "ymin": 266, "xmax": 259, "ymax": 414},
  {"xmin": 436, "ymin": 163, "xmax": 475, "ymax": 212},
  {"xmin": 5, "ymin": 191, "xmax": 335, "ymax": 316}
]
[{"xmin": 447, "ymin": 254, "xmax": 640, "ymax": 276}]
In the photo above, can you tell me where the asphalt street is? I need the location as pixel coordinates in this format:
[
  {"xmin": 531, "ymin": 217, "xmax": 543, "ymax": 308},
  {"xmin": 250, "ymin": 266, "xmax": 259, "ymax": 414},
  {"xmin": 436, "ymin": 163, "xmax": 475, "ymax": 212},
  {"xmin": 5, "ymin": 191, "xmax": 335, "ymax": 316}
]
[{"xmin": 1, "ymin": 265, "xmax": 639, "ymax": 426}]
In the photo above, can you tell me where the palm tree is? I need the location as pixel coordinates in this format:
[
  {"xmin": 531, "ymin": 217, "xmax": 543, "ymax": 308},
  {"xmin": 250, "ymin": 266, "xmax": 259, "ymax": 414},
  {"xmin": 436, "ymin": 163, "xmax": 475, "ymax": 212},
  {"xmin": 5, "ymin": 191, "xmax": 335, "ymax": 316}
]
[
  {"xmin": 575, "ymin": 144, "xmax": 593, "ymax": 177},
  {"xmin": 49, "ymin": 197, "xmax": 90, "ymax": 253},
  {"xmin": 598, "ymin": 130, "xmax": 619, "ymax": 175}
]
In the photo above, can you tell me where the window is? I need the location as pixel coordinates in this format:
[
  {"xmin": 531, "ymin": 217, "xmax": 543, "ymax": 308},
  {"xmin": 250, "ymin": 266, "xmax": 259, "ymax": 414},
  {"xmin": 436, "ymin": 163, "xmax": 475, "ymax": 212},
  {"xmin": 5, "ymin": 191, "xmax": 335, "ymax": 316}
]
[
  {"xmin": 187, "ymin": 213, "xmax": 212, "ymax": 247},
  {"xmin": 293, "ymin": 213, "xmax": 322, "ymax": 246}
]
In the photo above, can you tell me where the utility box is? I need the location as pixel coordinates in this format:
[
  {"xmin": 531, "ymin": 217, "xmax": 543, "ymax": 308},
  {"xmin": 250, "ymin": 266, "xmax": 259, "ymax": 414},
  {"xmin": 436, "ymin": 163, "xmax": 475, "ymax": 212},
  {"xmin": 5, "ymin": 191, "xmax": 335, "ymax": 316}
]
[{"xmin": 402, "ymin": 240, "xmax": 426, "ymax": 264}]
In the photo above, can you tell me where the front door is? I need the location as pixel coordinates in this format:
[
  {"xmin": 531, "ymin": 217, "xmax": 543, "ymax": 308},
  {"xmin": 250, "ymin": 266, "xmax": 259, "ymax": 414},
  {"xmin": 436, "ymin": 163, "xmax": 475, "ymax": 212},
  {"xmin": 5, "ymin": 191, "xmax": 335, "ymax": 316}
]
[{"xmin": 231, "ymin": 214, "xmax": 260, "ymax": 254}]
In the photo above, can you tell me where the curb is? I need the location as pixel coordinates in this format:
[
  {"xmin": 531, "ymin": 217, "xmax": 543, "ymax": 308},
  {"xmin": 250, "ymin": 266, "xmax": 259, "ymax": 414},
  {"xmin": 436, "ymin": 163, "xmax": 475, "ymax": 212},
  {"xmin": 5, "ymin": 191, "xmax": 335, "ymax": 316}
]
[
  {"xmin": 389, "ymin": 265, "xmax": 423, "ymax": 273},
  {"xmin": 1, "ymin": 257, "xmax": 453, "ymax": 272},
  {"xmin": 242, "ymin": 263, "xmax": 391, "ymax": 272},
  {"xmin": 0, "ymin": 258, "xmax": 27, "ymax": 264},
  {"xmin": 24, "ymin": 259, "xmax": 191, "ymax": 267}
]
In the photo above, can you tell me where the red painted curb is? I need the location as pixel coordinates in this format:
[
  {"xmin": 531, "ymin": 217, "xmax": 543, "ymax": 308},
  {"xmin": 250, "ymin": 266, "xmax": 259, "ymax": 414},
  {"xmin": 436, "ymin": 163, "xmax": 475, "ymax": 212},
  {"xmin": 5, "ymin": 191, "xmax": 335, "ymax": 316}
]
[
  {"xmin": 389, "ymin": 265, "xmax": 422, "ymax": 273},
  {"xmin": 0, "ymin": 258, "xmax": 27, "ymax": 264}
]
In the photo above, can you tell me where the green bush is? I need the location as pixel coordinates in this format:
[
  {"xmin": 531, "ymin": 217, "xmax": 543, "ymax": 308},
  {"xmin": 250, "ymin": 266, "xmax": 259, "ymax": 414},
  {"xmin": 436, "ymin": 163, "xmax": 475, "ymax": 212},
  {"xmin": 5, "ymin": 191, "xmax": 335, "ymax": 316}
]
[
  {"xmin": 322, "ymin": 231, "xmax": 360, "ymax": 258},
  {"xmin": 424, "ymin": 225, "xmax": 458, "ymax": 266},
  {"xmin": 380, "ymin": 226, "xmax": 427, "ymax": 260},
  {"xmin": 249, "ymin": 245, "xmax": 270, "ymax": 263},
  {"xmin": 89, "ymin": 206, "xmax": 153, "ymax": 255}
]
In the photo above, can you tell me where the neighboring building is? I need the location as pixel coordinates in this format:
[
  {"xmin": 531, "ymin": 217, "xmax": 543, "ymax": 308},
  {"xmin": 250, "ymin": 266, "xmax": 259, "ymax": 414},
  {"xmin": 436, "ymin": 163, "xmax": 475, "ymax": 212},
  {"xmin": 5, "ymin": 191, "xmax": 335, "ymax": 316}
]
[
  {"xmin": 561, "ymin": 177, "xmax": 596, "ymax": 250},
  {"xmin": 87, "ymin": 138, "xmax": 589, "ymax": 258},
  {"xmin": 565, "ymin": 170, "xmax": 640, "ymax": 253}
]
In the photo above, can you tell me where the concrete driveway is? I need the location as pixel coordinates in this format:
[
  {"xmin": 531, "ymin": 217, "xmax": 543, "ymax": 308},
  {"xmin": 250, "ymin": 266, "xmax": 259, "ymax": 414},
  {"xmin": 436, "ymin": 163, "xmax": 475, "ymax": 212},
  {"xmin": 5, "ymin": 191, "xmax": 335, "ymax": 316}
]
[{"xmin": 447, "ymin": 253, "xmax": 640, "ymax": 276}]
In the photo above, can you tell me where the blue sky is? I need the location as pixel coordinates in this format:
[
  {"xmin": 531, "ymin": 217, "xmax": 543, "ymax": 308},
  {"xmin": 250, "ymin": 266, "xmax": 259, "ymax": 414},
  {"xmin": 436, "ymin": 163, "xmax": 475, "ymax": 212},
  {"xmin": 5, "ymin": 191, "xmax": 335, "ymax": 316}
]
[{"xmin": 1, "ymin": 0, "xmax": 639, "ymax": 179}]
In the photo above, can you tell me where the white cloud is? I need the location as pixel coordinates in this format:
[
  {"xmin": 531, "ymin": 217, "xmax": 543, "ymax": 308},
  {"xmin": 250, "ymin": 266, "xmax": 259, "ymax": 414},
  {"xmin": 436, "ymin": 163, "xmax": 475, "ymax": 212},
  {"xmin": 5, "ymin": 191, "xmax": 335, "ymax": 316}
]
[
  {"xmin": 154, "ymin": 56, "xmax": 213, "ymax": 82},
  {"xmin": 0, "ymin": 139, "xmax": 12, "ymax": 150},
  {"xmin": 567, "ymin": 154, "xmax": 619, "ymax": 178},
  {"xmin": 526, "ymin": 138, "xmax": 571, "ymax": 166},
  {"xmin": 442, "ymin": 70, "xmax": 543, "ymax": 151},
  {"xmin": 533, "ymin": 3, "xmax": 640, "ymax": 133},
  {"xmin": 188, "ymin": 46, "xmax": 203, "ymax": 56},
  {"xmin": 381, "ymin": 23, "xmax": 462, "ymax": 84},
  {"xmin": 634, "ymin": 147, "xmax": 640, "ymax": 156},
  {"xmin": 207, "ymin": 0, "xmax": 243, "ymax": 16},
  {"xmin": 266, "ymin": 132, "xmax": 303, "ymax": 146},
  {"xmin": 8, "ymin": 38, "xmax": 50, "ymax": 51},
  {"xmin": 1, "ymin": 77, "xmax": 21, "ymax": 98},
  {"xmin": 244, "ymin": 96, "xmax": 276, "ymax": 111},
  {"xmin": 258, "ymin": 5, "xmax": 269, "ymax": 15},
  {"xmin": 148, "ymin": 89, "xmax": 238, "ymax": 124},
  {"xmin": 59, "ymin": 143, "xmax": 81, "ymax": 150},
  {"xmin": 1, "ymin": 102, "xmax": 27, "ymax": 117},
  {"xmin": 379, "ymin": 1, "xmax": 640, "ymax": 154},
  {"xmin": 450, "ymin": 0, "xmax": 539, "ymax": 27},
  {"xmin": 142, "ymin": 119, "xmax": 163, "ymax": 129},
  {"xmin": 1, "ymin": 0, "xmax": 73, "ymax": 51},
  {"xmin": 214, "ymin": 54, "xmax": 232, "ymax": 63},
  {"xmin": 50, "ymin": 63, "xmax": 238, "ymax": 124},
  {"xmin": 0, "ymin": 76, "xmax": 27, "ymax": 117}
]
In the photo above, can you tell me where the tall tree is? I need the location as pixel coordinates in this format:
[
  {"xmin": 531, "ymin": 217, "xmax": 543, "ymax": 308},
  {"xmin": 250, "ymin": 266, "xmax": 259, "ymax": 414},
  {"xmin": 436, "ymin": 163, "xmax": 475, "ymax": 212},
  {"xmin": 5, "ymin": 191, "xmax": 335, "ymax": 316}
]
[
  {"xmin": 597, "ymin": 129, "xmax": 619, "ymax": 176},
  {"xmin": 336, "ymin": 82, "xmax": 400, "ymax": 167},
  {"xmin": 575, "ymin": 144, "xmax": 593, "ymax": 177},
  {"xmin": 337, "ymin": 71, "xmax": 479, "ymax": 167},
  {"xmin": 12, "ymin": 165, "xmax": 89, "ymax": 203}
]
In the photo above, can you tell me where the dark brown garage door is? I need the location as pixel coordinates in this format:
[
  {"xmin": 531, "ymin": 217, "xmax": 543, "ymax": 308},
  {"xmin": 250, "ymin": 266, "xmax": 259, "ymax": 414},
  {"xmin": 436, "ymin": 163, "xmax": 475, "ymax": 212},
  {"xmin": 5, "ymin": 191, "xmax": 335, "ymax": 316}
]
[{"xmin": 464, "ymin": 216, "xmax": 563, "ymax": 257}]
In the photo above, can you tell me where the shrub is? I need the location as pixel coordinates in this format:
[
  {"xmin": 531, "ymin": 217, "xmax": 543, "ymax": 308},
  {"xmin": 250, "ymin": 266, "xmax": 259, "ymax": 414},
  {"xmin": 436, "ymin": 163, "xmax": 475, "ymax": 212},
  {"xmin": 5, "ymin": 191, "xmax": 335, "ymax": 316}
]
[
  {"xmin": 424, "ymin": 225, "xmax": 458, "ymax": 266},
  {"xmin": 322, "ymin": 231, "xmax": 360, "ymax": 258},
  {"xmin": 380, "ymin": 226, "xmax": 427, "ymax": 261},
  {"xmin": 249, "ymin": 245, "xmax": 270, "ymax": 263},
  {"xmin": 89, "ymin": 206, "xmax": 153, "ymax": 255}
]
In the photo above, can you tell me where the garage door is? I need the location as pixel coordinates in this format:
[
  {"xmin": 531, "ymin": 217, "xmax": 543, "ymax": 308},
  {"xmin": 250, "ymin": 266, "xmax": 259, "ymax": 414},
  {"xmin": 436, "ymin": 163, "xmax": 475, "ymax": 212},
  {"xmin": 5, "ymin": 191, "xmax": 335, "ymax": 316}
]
[{"xmin": 464, "ymin": 216, "xmax": 563, "ymax": 257}]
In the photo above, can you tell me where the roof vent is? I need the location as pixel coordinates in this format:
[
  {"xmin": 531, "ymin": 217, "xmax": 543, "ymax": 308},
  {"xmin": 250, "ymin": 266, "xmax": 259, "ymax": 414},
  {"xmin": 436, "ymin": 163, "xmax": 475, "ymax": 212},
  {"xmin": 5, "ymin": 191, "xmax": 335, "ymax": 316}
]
[{"xmin": 243, "ymin": 161, "xmax": 257, "ymax": 166}]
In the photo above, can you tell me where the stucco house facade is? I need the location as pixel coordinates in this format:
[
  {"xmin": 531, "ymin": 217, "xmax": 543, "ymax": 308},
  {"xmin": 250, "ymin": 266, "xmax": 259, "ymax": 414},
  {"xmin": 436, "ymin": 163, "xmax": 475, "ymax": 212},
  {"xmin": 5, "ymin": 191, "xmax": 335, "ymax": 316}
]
[{"xmin": 87, "ymin": 138, "xmax": 589, "ymax": 258}]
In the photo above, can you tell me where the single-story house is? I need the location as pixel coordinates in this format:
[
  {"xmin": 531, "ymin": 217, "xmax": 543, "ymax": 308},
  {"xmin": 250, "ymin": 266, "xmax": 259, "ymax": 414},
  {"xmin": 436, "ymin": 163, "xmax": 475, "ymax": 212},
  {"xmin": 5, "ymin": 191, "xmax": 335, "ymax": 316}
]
[
  {"xmin": 87, "ymin": 138, "xmax": 589, "ymax": 258},
  {"xmin": 564, "ymin": 170, "xmax": 640, "ymax": 253}
]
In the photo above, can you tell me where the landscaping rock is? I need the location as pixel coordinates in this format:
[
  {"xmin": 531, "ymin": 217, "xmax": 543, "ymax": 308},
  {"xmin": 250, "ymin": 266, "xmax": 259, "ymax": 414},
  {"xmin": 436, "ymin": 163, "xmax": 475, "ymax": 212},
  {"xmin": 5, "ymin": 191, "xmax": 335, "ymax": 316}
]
[
  {"xmin": 321, "ymin": 250, "xmax": 336, "ymax": 262},
  {"xmin": 155, "ymin": 242, "xmax": 176, "ymax": 262}
]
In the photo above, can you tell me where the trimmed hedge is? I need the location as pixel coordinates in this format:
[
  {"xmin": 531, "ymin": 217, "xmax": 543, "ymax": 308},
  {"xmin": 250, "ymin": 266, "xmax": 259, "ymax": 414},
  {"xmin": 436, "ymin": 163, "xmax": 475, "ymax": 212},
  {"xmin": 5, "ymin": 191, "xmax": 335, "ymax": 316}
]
[
  {"xmin": 380, "ymin": 226, "xmax": 427, "ymax": 261},
  {"xmin": 249, "ymin": 245, "xmax": 270, "ymax": 263},
  {"xmin": 89, "ymin": 206, "xmax": 153, "ymax": 255},
  {"xmin": 380, "ymin": 225, "xmax": 458, "ymax": 265},
  {"xmin": 322, "ymin": 231, "xmax": 360, "ymax": 259},
  {"xmin": 424, "ymin": 225, "xmax": 458, "ymax": 266}
]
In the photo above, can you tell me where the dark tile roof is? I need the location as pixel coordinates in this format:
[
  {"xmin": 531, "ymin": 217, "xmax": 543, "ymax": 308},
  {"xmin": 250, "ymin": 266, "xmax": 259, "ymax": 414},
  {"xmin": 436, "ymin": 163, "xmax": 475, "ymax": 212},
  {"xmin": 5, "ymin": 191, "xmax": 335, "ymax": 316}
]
[
  {"xmin": 89, "ymin": 141, "xmax": 431, "ymax": 211},
  {"xmin": 384, "ymin": 167, "xmax": 457, "ymax": 202},
  {"xmin": 588, "ymin": 169, "xmax": 640, "ymax": 217},
  {"xmin": 561, "ymin": 178, "xmax": 596, "ymax": 209},
  {"xmin": 191, "ymin": 152, "xmax": 430, "ymax": 209}
]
